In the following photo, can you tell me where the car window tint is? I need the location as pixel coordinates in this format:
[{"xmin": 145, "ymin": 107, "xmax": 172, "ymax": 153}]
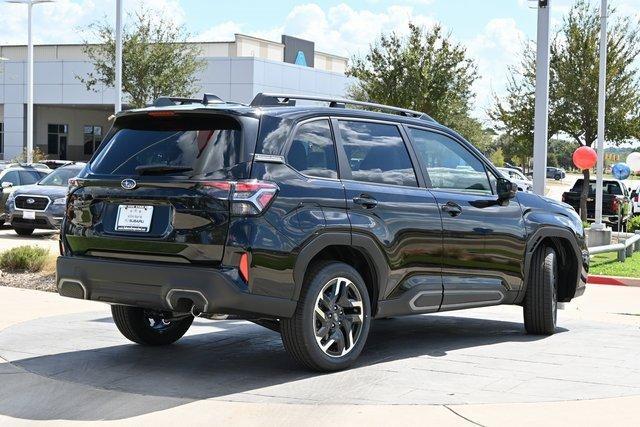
[
  {"xmin": 19, "ymin": 170, "xmax": 42, "ymax": 185},
  {"xmin": 286, "ymin": 120, "xmax": 337, "ymax": 179},
  {"xmin": 338, "ymin": 121, "xmax": 417, "ymax": 187},
  {"xmin": 1, "ymin": 170, "xmax": 19, "ymax": 185},
  {"xmin": 409, "ymin": 128, "xmax": 492, "ymax": 194}
]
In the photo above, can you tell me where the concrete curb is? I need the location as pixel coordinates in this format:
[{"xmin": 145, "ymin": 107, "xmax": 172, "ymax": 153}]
[{"xmin": 588, "ymin": 275, "xmax": 640, "ymax": 287}]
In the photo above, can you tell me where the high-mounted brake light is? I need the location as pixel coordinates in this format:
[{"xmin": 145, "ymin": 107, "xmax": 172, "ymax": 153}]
[{"xmin": 147, "ymin": 111, "xmax": 176, "ymax": 117}]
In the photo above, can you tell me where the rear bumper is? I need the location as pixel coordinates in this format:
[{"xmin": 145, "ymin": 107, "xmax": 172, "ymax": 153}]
[{"xmin": 56, "ymin": 256, "xmax": 296, "ymax": 318}]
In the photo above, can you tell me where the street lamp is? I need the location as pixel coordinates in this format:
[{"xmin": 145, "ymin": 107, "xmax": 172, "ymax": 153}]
[{"xmin": 6, "ymin": 0, "xmax": 54, "ymax": 164}]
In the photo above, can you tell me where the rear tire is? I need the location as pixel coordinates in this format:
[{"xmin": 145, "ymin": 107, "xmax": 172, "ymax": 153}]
[
  {"xmin": 14, "ymin": 227, "xmax": 34, "ymax": 236},
  {"xmin": 111, "ymin": 305, "xmax": 193, "ymax": 346},
  {"xmin": 281, "ymin": 261, "xmax": 371, "ymax": 372},
  {"xmin": 523, "ymin": 246, "xmax": 558, "ymax": 335}
]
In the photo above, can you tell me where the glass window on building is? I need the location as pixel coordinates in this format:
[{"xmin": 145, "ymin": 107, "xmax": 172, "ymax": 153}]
[
  {"xmin": 47, "ymin": 124, "xmax": 68, "ymax": 157},
  {"xmin": 84, "ymin": 125, "xmax": 103, "ymax": 155},
  {"xmin": 0, "ymin": 122, "xmax": 3, "ymax": 154}
]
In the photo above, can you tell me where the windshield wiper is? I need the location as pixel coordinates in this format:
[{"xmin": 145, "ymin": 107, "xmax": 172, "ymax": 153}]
[{"xmin": 135, "ymin": 164, "xmax": 193, "ymax": 175}]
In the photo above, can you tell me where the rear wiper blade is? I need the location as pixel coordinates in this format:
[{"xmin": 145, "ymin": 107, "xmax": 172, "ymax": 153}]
[{"xmin": 135, "ymin": 164, "xmax": 193, "ymax": 175}]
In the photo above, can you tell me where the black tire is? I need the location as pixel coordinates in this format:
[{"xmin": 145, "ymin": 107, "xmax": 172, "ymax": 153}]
[
  {"xmin": 111, "ymin": 305, "xmax": 193, "ymax": 346},
  {"xmin": 14, "ymin": 227, "xmax": 34, "ymax": 236},
  {"xmin": 281, "ymin": 261, "xmax": 371, "ymax": 372},
  {"xmin": 554, "ymin": 174, "xmax": 561, "ymax": 180},
  {"xmin": 523, "ymin": 246, "xmax": 558, "ymax": 335}
]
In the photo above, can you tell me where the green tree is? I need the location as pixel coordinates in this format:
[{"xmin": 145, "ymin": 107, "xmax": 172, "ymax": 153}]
[
  {"xmin": 78, "ymin": 9, "xmax": 205, "ymax": 108},
  {"xmin": 489, "ymin": 147, "xmax": 505, "ymax": 167},
  {"xmin": 492, "ymin": 0, "xmax": 640, "ymax": 220},
  {"xmin": 347, "ymin": 23, "xmax": 487, "ymax": 146}
]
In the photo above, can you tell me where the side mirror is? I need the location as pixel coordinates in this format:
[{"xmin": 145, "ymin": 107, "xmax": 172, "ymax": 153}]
[
  {"xmin": 1, "ymin": 182, "xmax": 13, "ymax": 189},
  {"xmin": 497, "ymin": 177, "xmax": 518, "ymax": 201}
]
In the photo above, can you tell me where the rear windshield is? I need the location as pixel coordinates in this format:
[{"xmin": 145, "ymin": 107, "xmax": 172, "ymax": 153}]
[
  {"xmin": 90, "ymin": 114, "xmax": 243, "ymax": 176},
  {"xmin": 39, "ymin": 166, "xmax": 83, "ymax": 186},
  {"xmin": 571, "ymin": 179, "xmax": 623, "ymax": 195}
]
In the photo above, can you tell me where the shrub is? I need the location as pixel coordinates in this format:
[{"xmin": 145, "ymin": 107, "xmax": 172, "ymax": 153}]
[
  {"xmin": 628, "ymin": 216, "xmax": 640, "ymax": 233},
  {"xmin": 0, "ymin": 246, "xmax": 49, "ymax": 273}
]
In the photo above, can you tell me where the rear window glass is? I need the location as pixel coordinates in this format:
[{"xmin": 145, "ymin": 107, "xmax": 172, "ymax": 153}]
[
  {"xmin": 90, "ymin": 114, "xmax": 243, "ymax": 176},
  {"xmin": 571, "ymin": 180, "xmax": 623, "ymax": 195}
]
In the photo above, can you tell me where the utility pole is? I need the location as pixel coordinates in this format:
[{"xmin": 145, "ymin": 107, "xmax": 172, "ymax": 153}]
[
  {"xmin": 6, "ymin": 0, "xmax": 53, "ymax": 164},
  {"xmin": 115, "ymin": 0, "xmax": 123, "ymax": 113},
  {"xmin": 532, "ymin": 0, "xmax": 551, "ymax": 196},
  {"xmin": 593, "ymin": 0, "xmax": 608, "ymax": 229}
]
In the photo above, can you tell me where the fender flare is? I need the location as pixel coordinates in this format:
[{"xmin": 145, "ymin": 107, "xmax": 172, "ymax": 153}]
[
  {"xmin": 292, "ymin": 232, "xmax": 389, "ymax": 302},
  {"xmin": 518, "ymin": 225, "xmax": 584, "ymax": 303}
]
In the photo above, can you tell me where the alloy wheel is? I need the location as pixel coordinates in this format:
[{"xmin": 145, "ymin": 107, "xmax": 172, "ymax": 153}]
[{"xmin": 313, "ymin": 277, "xmax": 364, "ymax": 357}]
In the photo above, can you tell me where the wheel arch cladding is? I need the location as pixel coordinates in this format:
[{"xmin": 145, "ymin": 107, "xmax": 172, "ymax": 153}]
[
  {"xmin": 293, "ymin": 233, "xmax": 388, "ymax": 315},
  {"xmin": 522, "ymin": 227, "xmax": 580, "ymax": 303}
]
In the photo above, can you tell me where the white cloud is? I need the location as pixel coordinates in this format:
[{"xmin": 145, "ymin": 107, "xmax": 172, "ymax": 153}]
[
  {"xmin": 467, "ymin": 18, "xmax": 526, "ymax": 120},
  {"xmin": 195, "ymin": 2, "xmax": 437, "ymax": 57},
  {"xmin": 0, "ymin": 0, "xmax": 186, "ymax": 45}
]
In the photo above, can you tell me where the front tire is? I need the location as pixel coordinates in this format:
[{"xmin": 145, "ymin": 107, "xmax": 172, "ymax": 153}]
[
  {"xmin": 111, "ymin": 305, "xmax": 193, "ymax": 346},
  {"xmin": 281, "ymin": 261, "xmax": 371, "ymax": 371},
  {"xmin": 523, "ymin": 246, "xmax": 558, "ymax": 335},
  {"xmin": 14, "ymin": 227, "xmax": 34, "ymax": 236}
]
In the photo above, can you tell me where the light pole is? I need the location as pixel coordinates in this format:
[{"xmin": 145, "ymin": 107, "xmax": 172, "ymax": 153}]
[
  {"xmin": 6, "ymin": 0, "xmax": 53, "ymax": 164},
  {"xmin": 532, "ymin": 0, "xmax": 551, "ymax": 196},
  {"xmin": 593, "ymin": 0, "xmax": 608, "ymax": 230},
  {"xmin": 115, "ymin": 0, "xmax": 122, "ymax": 113}
]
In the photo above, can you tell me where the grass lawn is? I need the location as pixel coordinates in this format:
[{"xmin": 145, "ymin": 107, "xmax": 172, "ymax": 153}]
[{"xmin": 589, "ymin": 252, "xmax": 640, "ymax": 278}]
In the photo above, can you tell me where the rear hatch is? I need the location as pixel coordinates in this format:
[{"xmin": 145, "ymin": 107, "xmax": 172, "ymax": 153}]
[{"xmin": 63, "ymin": 110, "xmax": 258, "ymax": 265}]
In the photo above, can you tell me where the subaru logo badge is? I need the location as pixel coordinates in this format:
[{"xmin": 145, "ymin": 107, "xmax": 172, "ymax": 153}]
[
  {"xmin": 26, "ymin": 198, "xmax": 35, "ymax": 204},
  {"xmin": 121, "ymin": 179, "xmax": 137, "ymax": 190}
]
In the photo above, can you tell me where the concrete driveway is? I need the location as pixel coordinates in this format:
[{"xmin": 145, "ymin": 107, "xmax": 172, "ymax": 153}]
[
  {"xmin": 0, "ymin": 285, "xmax": 638, "ymax": 426},
  {"xmin": 0, "ymin": 227, "xmax": 58, "ymax": 253}
]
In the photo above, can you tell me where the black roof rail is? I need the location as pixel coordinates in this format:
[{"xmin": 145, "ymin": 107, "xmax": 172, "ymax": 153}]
[
  {"xmin": 153, "ymin": 93, "xmax": 225, "ymax": 107},
  {"xmin": 250, "ymin": 93, "xmax": 435, "ymax": 122}
]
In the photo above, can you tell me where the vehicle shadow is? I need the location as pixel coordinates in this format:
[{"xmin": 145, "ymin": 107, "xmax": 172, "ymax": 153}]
[{"xmin": 0, "ymin": 313, "xmax": 561, "ymax": 421}]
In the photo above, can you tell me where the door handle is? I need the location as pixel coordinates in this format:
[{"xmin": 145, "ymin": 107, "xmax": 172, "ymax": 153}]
[
  {"xmin": 442, "ymin": 201, "xmax": 462, "ymax": 217},
  {"xmin": 353, "ymin": 195, "xmax": 378, "ymax": 209}
]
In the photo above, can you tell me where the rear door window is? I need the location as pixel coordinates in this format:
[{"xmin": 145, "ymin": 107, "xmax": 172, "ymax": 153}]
[
  {"xmin": 337, "ymin": 121, "xmax": 417, "ymax": 187},
  {"xmin": 286, "ymin": 120, "xmax": 338, "ymax": 179},
  {"xmin": 90, "ymin": 114, "xmax": 244, "ymax": 177},
  {"xmin": 1, "ymin": 170, "xmax": 20, "ymax": 186}
]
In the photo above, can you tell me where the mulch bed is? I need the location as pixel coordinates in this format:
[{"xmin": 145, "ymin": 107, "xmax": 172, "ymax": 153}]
[{"xmin": 0, "ymin": 271, "xmax": 56, "ymax": 292}]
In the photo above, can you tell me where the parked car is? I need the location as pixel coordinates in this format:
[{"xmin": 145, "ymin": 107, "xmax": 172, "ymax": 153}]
[
  {"xmin": 56, "ymin": 93, "xmax": 587, "ymax": 371},
  {"xmin": 41, "ymin": 160, "xmax": 75, "ymax": 170},
  {"xmin": 0, "ymin": 166, "xmax": 51, "ymax": 224},
  {"xmin": 503, "ymin": 162, "xmax": 523, "ymax": 173},
  {"xmin": 562, "ymin": 178, "xmax": 633, "ymax": 229},
  {"xmin": 497, "ymin": 167, "xmax": 533, "ymax": 192},
  {"xmin": 546, "ymin": 167, "xmax": 566, "ymax": 180},
  {"xmin": 631, "ymin": 184, "xmax": 639, "ymax": 215},
  {"xmin": 4, "ymin": 163, "xmax": 85, "ymax": 235}
]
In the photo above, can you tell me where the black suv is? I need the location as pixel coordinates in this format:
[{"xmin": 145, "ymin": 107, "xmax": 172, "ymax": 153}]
[{"xmin": 57, "ymin": 93, "xmax": 588, "ymax": 371}]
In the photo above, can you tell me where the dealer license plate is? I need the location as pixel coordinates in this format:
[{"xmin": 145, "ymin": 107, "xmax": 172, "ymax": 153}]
[
  {"xmin": 115, "ymin": 205, "xmax": 154, "ymax": 232},
  {"xmin": 22, "ymin": 210, "xmax": 36, "ymax": 220}
]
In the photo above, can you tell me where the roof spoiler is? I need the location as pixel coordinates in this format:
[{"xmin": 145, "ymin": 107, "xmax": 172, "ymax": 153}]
[{"xmin": 153, "ymin": 93, "xmax": 225, "ymax": 107}]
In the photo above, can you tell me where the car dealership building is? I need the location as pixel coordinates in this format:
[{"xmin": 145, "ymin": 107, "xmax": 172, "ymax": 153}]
[{"xmin": 0, "ymin": 34, "xmax": 349, "ymax": 161}]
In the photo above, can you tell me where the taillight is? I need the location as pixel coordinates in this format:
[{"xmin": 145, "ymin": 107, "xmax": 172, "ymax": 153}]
[
  {"xmin": 200, "ymin": 180, "xmax": 278, "ymax": 216},
  {"xmin": 232, "ymin": 180, "xmax": 278, "ymax": 215},
  {"xmin": 611, "ymin": 198, "xmax": 620, "ymax": 213}
]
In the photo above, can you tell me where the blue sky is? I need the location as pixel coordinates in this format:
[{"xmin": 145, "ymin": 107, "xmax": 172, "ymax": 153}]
[{"xmin": 2, "ymin": 0, "xmax": 639, "ymax": 120}]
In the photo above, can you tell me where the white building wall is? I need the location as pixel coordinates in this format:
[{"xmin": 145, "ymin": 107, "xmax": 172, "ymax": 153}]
[{"xmin": 1, "ymin": 53, "xmax": 351, "ymax": 160}]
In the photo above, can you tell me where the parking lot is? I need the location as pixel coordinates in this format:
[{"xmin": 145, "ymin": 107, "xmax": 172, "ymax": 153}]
[
  {"xmin": 0, "ymin": 175, "xmax": 638, "ymax": 426},
  {"xmin": 0, "ymin": 284, "xmax": 638, "ymax": 425}
]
